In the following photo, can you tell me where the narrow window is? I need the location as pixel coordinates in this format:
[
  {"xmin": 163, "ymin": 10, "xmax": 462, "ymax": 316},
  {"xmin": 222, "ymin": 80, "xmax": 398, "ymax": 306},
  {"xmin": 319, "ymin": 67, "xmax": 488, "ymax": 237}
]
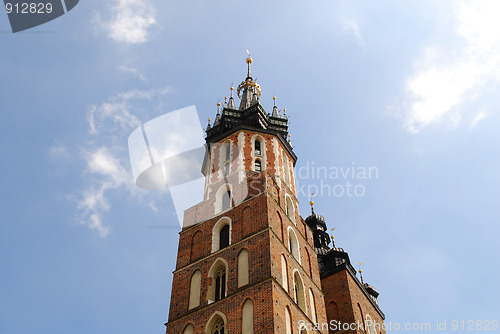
[
  {"xmin": 309, "ymin": 289, "xmax": 317, "ymax": 323},
  {"xmin": 188, "ymin": 270, "xmax": 202, "ymax": 309},
  {"xmin": 242, "ymin": 299, "xmax": 254, "ymax": 334},
  {"xmin": 293, "ymin": 272, "xmax": 306, "ymax": 313},
  {"xmin": 281, "ymin": 255, "xmax": 288, "ymax": 292},
  {"xmin": 224, "ymin": 162, "xmax": 230, "ymax": 175},
  {"xmin": 238, "ymin": 249, "xmax": 249, "ymax": 287},
  {"xmin": 222, "ymin": 190, "xmax": 231, "ymax": 211},
  {"xmin": 225, "ymin": 143, "xmax": 231, "ymax": 161},
  {"xmin": 285, "ymin": 306, "xmax": 292, "ymax": 334},
  {"xmin": 288, "ymin": 229, "xmax": 300, "ymax": 263},
  {"xmin": 283, "ymin": 152, "xmax": 290, "ymax": 184},
  {"xmin": 214, "ymin": 265, "xmax": 226, "ymax": 302},
  {"xmin": 286, "ymin": 196, "xmax": 295, "ymax": 224},
  {"xmin": 255, "ymin": 159, "xmax": 262, "ymax": 172},
  {"xmin": 255, "ymin": 140, "xmax": 261, "ymax": 155},
  {"xmin": 220, "ymin": 225, "xmax": 230, "ymax": 249}
]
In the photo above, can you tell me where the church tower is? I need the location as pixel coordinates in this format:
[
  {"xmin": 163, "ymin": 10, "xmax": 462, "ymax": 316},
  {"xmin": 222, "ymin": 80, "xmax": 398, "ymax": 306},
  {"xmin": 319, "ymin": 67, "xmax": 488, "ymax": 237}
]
[{"xmin": 164, "ymin": 57, "xmax": 386, "ymax": 334}]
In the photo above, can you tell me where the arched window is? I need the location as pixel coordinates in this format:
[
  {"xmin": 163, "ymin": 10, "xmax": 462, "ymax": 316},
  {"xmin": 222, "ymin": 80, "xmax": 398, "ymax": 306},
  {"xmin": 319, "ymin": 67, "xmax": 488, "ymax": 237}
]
[
  {"xmin": 281, "ymin": 254, "xmax": 288, "ymax": 292},
  {"xmin": 242, "ymin": 299, "xmax": 254, "ymax": 334},
  {"xmin": 224, "ymin": 162, "xmax": 230, "ymax": 176},
  {"xmin": 220, "ymin": 225, "xmax": 229, "ymax": 249},
  {"xmin": 285, "ymin": 196, "xmax": 295, "ymax": 224},
  {"xmin": 309, "ymin": 289, "xmax": 317, "ymax": 323},
  {"xmin": 358, "ymin": 303, "xmax": 366, "ymax": 333},
  {"xmin": 207, "ymin": 315, "xmax": 225, "ymax": 334},
  {"xmin": 188, "ymin": 270, "xmax": 202, "ymax": 309},
  {"xmin": 183, "ymin": 324, "xmax": 194, "ymax": 334},
  {"xmin": 282, "ymin": 152, "xmax": 290, "ymax": 185},
  {"xmin": 214, "ymin": 265, "xmax": 226, "ymax": 302},
  {"xmin": 285, "ymin": 306, "xmax": 292, "ymax": 334},
  {"xmin": 207, "ymin": 259, "xmax": 228, "ymax": 303},
  {"xmin": 225, "ymin": 142, "xmax": 231, "ymax": 161},
  {"xmin": 288, "ymin": 228, "xmax": 300, "ymax": 263},
  {"xmin": 238, "ymin": 249, "xmax": 249, "ymax": 287},
  {"xmin": 222, "ymin": 190, "xmax": 231, "ymax": 211},
  {"xmin": 255, "ymin": 140, "xmax": 261, "ymax": 155},
  {"xmin": 255, "ymin": 159, "xmax": 262, "ymax": 172},
  {"xmin": 366, "ymin": 314, "xmax": 376, "ymax": 334},
  {"xmin": 212, "ymin": 217, "xmax": 231, "ymax": 253},
  {"xmin": 215, "ymin": 185, "xmax": 233, "ymax": 214},
  {"xmin": 293, "ymin": 271, "xmax": 306, "ymax": 313}
]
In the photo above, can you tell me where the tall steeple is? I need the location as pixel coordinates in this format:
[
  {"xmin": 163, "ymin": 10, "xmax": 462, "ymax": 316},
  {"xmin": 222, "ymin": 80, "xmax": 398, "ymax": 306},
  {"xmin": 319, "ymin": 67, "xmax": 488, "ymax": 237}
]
[{"xmin": 237, "ymin": 54, "xmax": 261, "ymax": 110}]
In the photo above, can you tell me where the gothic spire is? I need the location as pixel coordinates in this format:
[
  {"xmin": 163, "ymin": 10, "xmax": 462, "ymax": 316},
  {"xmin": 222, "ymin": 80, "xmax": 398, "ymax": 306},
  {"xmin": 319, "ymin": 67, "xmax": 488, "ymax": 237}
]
[
  {"xmin": 228, "ymin": 86, "xmax": 235, "ymax": 109},
  {"xmin": 272, "ymin": 96, "xmax": 280, "ymax": 117},
  {"xmin": 237, "ymin": 54, "xmax": 262, "ymax": 110}
]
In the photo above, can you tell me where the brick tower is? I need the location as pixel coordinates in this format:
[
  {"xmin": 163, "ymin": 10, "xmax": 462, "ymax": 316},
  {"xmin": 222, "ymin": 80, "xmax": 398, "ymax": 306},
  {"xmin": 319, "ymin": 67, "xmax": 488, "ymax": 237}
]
[{"xmin": 164, "ymin": 57, "xmax": 386, "ymax": 334}]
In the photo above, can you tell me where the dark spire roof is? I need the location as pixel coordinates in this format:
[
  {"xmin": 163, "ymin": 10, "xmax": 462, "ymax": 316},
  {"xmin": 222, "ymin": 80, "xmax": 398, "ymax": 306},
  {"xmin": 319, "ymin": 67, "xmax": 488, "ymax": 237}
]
[{"xmin": 205, "ymin": 56, "xmax": 295, "ymax": 161}]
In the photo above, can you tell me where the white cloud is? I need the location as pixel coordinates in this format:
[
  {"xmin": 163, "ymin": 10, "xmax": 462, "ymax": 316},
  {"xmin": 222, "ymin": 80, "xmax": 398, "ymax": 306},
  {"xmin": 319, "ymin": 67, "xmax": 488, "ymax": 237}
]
[
  {"xmin": 340, "ymin": 16, "xmax": 365, "ymax": 48},
  {"xmin": 119, "ymin": 65, "xmax": 147, "ymax": 82},
  {"xmin": 470, "ymin": 111, "xmax": 487, "ymax": 128},
  {"xmin": 88, "ymin": 86, "xmax": 171, "ymax": 135},
  {"xmin": 102, "ymin": 0, "xmax": 157, "ymax": 44},
  {"xmin": 76, "ymin": 87, "xmax": 172, "ymax": 237},
  {"xmin": 403, "ymin": 0, "xmax": 500, "ymax": 133}
]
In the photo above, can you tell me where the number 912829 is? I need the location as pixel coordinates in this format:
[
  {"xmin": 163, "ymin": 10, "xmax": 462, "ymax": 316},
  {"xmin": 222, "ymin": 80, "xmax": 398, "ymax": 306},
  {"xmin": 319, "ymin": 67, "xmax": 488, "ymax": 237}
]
[{"xmin": 5, "ymin": 2, "xmax": 53, "ymax": 14}]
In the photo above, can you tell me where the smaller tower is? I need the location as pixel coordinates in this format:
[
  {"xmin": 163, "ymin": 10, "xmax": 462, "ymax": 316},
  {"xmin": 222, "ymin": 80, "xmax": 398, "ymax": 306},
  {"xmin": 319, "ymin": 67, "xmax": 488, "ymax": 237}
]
[{"xmin": 305, "ymin": 205, "xmax": 385, "ymax": 334}]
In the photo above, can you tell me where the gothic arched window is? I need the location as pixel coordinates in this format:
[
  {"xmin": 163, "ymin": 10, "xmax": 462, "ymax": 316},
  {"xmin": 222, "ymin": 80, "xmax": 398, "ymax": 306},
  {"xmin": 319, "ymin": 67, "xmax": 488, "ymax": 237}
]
[
  {"xmin": 210, "ymin": 317, "xmax": 225, "ymax": 334},
  {"xmin": 220, "ymin": 225, "xmax": 230, "ymax": 250},
  {"xmin": 222, "ymin": 190, "xmax": 231, "ymax": 211},
  {"xmin": 214, "ymin": 265, "xmax": 226, "ymax": 302},
  {"xmin": 255, "ymin": 159, "xmax": 262, "ymax": 172},
  {"xmin": 288, "ymin": 228, "xmax": 300, "ymax": 263},
  {"xmin": 293, "ymin": 271, "xmax": 306, "ymax": 313},
  {"xmin": 188, "ymin": 270, "xmax": 201, "ymax": 309},
  {"xmin": 255, "ymin": 140, "xmax": 261, "ymax": 155}
]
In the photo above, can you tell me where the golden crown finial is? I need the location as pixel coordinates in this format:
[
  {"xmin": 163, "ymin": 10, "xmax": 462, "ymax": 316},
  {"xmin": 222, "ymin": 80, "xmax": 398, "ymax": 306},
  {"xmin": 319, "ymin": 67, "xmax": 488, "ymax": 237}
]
[
  {"xmin": 230, "ymin": 86, "xmax": 234, "ymax": 90},
  {"xmin": 310, "ymin": 201, "xmax": 315, "ymax": 206},
  {"xmin": 208, "ymin": 118, "xmax": 211, "ymax": 122},
  {"xmin": 273, "ymin": 96, "xmax": 276, "ymax": 100},
  {"xmin": 217, "ymin": 102, "xmax": 221, "ymax": 107}
]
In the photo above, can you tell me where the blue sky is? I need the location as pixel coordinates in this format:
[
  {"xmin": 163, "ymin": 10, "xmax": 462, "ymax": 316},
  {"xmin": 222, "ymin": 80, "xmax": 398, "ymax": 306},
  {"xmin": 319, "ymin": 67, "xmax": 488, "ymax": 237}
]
[{"xmin": 1, "ymin": 1, "xmax": 499, "ymax": 333}]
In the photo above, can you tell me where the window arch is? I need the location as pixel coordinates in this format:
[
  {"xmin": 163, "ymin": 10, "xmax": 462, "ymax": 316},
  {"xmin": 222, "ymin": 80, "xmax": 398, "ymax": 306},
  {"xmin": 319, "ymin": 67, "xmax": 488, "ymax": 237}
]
[
  {"xmin": 285, "ymin": 306, "xmax": 292, "ymax": 334},
  {"xmin": 238, "ymin": 249, "xmax": 249, "ymax": 287},
  {"xmin": 288, "ymin": 227, "xmax": 300, "ymax": 263},
  {"xmin": 309, "ymin": 288, "xmax": 317, "ymax": 323},
  {"xmin": 212, "ymin": 217, "xmax": 231, "ymax": 253},
  {"xmin": 188, "ymin": 270, "xmax": 202, "ymax": 309},
  {"xmin": 205, "ymin": 312, "xmax": 227, "ymax": 334},
  {"xmin": 366, "ymin": 314, "xmax": 376, "ymax": 334},
  {"xmin": 281, "ymin": 254, "xmax": 288, "ymax": 292},
  {"xmin": 293, "ymin": 271, "xmax": 306, "ymax": 314},
  {"xmin": 282, "ymin": 151, "xmax": 290, "ymax": 185},
  {"xmin": 183, "ymin": 324, "xmax": 194, "ymax": 334},
  {"xmin": 242, "ymin": 299, "xmax": 254, "ymax": 334},
  {"xmin": 215, "ymin": 184, "xmax": 233, "ymax": 214},
  {"xmin": 224, "ymin": 141, "xmax": 231, "ymax": 161},
  {"xmin": 254, "ymin": 159, "xmax": 262, "ymax": 172},
  {"xmin": 285, "ymin": 195, "xmax": 295, "ymax": 224},
  {"xmin": 254, "ymin": 139, "xmax": 261, "ymax": 155},
  {"xmin": 207, "ymin": 258, "xmax": 228, "ymax": 303}
]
